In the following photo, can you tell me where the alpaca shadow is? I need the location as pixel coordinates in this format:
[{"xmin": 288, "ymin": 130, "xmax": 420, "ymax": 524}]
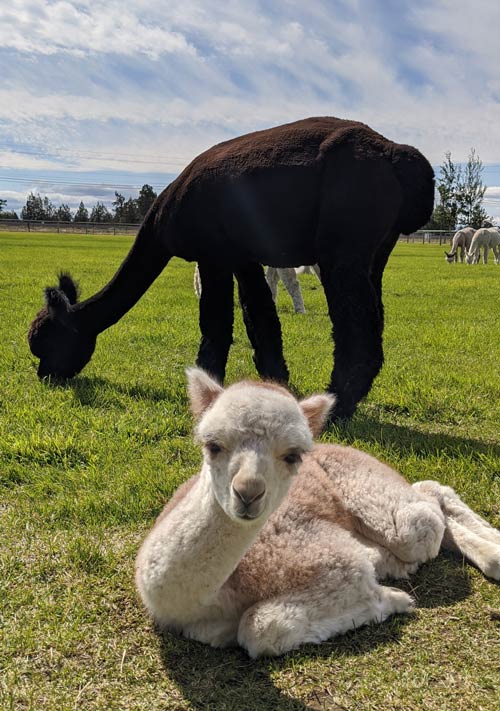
[
  {"xmin": 52, "ymin": 375, "xmax": 176, "ymax": 408},
  {"xmin": 157, "ymin": 554, "xmax": 473, "ymax": 710},
  {"xmin": 329, "ymin": 414, "xmax": 500, "ymax": 460}
]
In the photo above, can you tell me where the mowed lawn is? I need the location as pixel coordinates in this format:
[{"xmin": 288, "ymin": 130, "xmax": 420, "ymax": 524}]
[{"xmin": 1, "ymin": 231, "xmax": 499, "ymax": 711}]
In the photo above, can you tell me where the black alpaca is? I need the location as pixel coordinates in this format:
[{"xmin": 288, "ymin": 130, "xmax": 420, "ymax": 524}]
[{"xmin": 28, "ymin": 116, "xmax": 434, "ymax": 420}]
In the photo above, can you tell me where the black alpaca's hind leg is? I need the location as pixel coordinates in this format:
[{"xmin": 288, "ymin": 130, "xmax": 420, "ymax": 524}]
[
  {"xmin": 320, "ymin": 264, "xmax": 383, "ymax": 421},
  {"xmin": 235, "ymin": 264, "xmax": 289, "ymax": 383},
  {"xmin": 370, "ymin": 230, "xmax": 399, "ymax": 329},
  {"xmin": 195, "ymin": 263, "xmax": 234, "ymax": 383}
]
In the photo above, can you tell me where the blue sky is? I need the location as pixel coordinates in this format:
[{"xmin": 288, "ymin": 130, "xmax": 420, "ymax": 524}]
[{"xmin": 1, "ymin": 0, "xmax": 500, "ymax": 221}]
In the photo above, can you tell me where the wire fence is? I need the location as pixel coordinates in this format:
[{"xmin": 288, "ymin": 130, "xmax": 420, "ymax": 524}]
[
  {"xmin": 0, "ymin": 219, "xmax": 139, "ymax": 235},
  {"xmin": 0, "ymin": 219, "xmax": 456, "ymax": 244}
]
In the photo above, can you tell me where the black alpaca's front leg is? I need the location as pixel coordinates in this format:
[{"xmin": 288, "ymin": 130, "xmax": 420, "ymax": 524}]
[
  {"xmin": 196, "ymin": 262, "xmax": 234, "ymax": 383},
  {"xmin": 235, "ymin": 263, "xmax": 289, "ymax": 384},
  {"xmin": 320, "ymin": 263, "xmax": 383, "ymax": 421}
]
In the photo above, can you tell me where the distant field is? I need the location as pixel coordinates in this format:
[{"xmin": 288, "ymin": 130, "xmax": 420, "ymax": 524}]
[{"xmin": 1, "ymin": 231, "xmax": 499, "ymax": 711}]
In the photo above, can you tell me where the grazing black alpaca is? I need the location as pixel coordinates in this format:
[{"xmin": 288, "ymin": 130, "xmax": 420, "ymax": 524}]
[{"xmin": 28, "ymin": 116, "xmax": 434, "ymax": 420}]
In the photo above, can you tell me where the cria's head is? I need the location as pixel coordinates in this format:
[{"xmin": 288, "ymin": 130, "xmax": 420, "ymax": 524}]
[{"xmin": 186, "ymin": 368, "xmax": 334, "ymax": 525}]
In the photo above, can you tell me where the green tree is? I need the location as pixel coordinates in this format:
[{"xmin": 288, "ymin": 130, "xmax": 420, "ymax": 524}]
[
  {"xmin": 456, "ymin": 149, "xmax": 489, "ymax": 228},
  {"xmin": 90, "ymin": 202, "xmax": 112, "ymax": 223},
  {"xmin": 21, "ymin": 192, "xmax": 54, "ymax": 220},
  {"xmin": 56, "ymin": 204, "xmax": 72, "ymax": 222},
  {"xmin": 112, "ymin": 192, "xmax": 125, "ymax": 222},
  {"xmin": 137, "ymin": 184, "xmax": 157, "ymax": 219},
  {"xmin": 431, "ymin": 152, "xmax": 461, "ymax": 230},
  {"xmin": 0, "ymin": 199, "xmax": 18, "ymax": 219},
  {"xmin": 122, "ymin": 197, "xmax": 140, "ymax": 223},
  {"xmin": 73, "ymin": 201, "xmax": 89, "ymax": 222},
  {"xmin": 427, "ymin": 150, "xmax": 490, "ymax": 231}
]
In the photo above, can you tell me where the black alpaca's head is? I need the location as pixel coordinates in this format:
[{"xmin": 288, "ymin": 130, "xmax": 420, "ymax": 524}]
[{"xmin": 28, "ymin": 273, "xmax": 96, "ymax": 379}]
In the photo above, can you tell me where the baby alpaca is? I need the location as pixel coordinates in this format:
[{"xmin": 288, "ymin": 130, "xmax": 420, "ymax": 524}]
[{"xmin": 136, "ymin": 370, "xmax": 500, "ymax": 658}]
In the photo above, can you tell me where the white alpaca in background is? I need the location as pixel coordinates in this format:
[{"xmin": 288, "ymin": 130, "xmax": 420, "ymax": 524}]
[
  {"xmin": 266, "ymin": 265, "xmax": 322, "ymax": 314},
  {"xmin": 265, "ymin": 267, "xmax": 306, "ymax": 313},
  {"xmin": 444, "ymin": 227, "xmax": 475, "ymax": 263},
  {"xmin": 466, "ymin": 227, "xmax": 500, "ymax": 264},
  {"xmin": 193, "ymin": 263, "xmax": 320, "ymax": 314},
  {"xmin": 136, "ymin": 369, "xmax": 500, "ymax": 658}
]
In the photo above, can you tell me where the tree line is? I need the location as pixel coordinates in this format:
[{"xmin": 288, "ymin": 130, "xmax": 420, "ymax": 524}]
[{"xmin": 0, "ymin": 184, "xmax": 158, "ymax": 223}]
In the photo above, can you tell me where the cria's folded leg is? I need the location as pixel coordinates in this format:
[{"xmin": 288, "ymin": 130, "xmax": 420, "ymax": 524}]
[
  {"xmin": 312, "ymin": 446, "xmax": 445, "ymax": 564},
  {"xmin": 357, "ymin": 536, "xmax": 420, "ymax": 580},
  {"xmin": 413, "ymin": 481, "xmax": 500, "ymax": 580},
  {"xmin": 237, "ymin": 583, "xmax": 414, "ymax": 658},
  {"xmin": 354, "ymin": 494, "xmax": 445, "ymax": 565},
  {"xmin": 386, "ymin": 500, "xmax": 445, "ymax": 564}
]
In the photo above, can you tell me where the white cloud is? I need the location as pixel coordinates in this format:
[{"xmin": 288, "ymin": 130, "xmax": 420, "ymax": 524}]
[
  {"xmin": 2, "ymin": 0, "xmax": 500, "ymax": 194},
  {"xmin": 0, "ymin": 1, "xmax": 196, "ymax": 58}
]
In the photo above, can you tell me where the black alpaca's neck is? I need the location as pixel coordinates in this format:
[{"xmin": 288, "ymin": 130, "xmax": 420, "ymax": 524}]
[{"xmin": 73, "ymin": 211, "xmax": 172, "ymax": 334}]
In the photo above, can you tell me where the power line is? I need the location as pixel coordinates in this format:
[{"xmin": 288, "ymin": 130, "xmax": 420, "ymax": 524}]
[
  {"xmin": 0, "ymin": 145, "xmax": 192, "ymax": 166},
  {"xmin": 0, "ymin": 174, "xmax": 169, "ymax": 191}
]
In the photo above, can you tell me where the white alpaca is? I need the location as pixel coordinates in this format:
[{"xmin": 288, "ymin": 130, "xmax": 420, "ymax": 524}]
[
  {"xmin": 193, "ymin": 263, "xmax": 318, "ymax": 314},
  {"xmin": 265, "ymin": 267, "xmax": 307, "ymax": 314},
  {"xmin": 466, "ymin": 227, "xmax": 500, "ymax": 264},
  {"xmin": 444, "ymin": 227, "xmax": 475, "ymax": 263},
  {"xmin": 136, "ymin": 370, "xmax": 500, "ymax": 658}
]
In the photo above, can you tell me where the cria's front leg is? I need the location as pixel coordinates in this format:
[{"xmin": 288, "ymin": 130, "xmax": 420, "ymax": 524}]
[
  {"xmin": 237, "ymin": 585, "xmax": 414, "ymax": 658},
  {"xmin": 181, "ymin": 613, "xmax": 240, "ymax": 649}
]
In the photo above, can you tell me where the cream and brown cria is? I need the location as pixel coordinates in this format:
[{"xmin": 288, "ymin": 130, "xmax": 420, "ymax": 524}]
[{"xmin": 135, "ymin": 369, "xmax": 500, "ymax": 658}]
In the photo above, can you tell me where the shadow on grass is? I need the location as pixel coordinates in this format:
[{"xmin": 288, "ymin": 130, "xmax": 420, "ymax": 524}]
[
  {"xmin": 53, "ymin": 375, "xmax": 179, "ymax": 407},
  {"xmin": 55, "ymin": 374, "xmax": 500, "ymax": 460},
  {"xmin": 54, "ymin": 375, "xmax": 497, "ymax": 449},
  {"xmin": 157, "ymin": 553, "xmax": 473, "ymax": 710},
  {"xmin": 328, "ymin": 414, "xmax": 500, "ymax": 460}
]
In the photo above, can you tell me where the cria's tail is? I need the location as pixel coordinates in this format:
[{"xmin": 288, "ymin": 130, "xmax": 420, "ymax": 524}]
[{"xmin": 412, "ymin": 481, "xmax": 500, "ymax": 580}]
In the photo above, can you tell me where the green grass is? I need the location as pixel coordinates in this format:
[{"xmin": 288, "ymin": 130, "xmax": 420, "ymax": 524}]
[{"xmin": 1, "ymin": 231, "xmax": 499, "ymax": 711}]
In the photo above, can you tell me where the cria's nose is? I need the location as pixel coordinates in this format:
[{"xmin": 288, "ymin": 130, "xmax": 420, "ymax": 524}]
[{"xmin": 232, "ymin": 477, "xmax": 266, "ymax": 505}]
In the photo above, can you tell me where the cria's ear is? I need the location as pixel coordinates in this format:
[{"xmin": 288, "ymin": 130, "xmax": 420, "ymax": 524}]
[
  {"xmin": 299, "ymin": 393, "xmax": 336, "ymax": 436},
  {"xmin": 58, "ymin": 272, "xmax": 79, "ymax": 304},
  {"xmin": 44, "ymin": 287, "xmax": 71, "ymax": 323},
  {"xmin": 186, "ymin": 368, "xmax": 224, "ymax": 420}
]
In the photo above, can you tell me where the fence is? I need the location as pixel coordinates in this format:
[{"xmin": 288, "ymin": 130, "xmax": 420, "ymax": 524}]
[
  {"xmin": 0, "ymin": 219, "xmax": 456, "ymax": 244},
  {"xmin": 0, "ymin": 219, "xmax": 140, "ymax": 235},
  {"xmin": 399, "ymin": 231, "xmax": 454, "ymax": 244}
]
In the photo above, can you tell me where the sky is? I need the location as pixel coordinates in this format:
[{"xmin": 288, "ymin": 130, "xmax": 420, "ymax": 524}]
[{"xmin": 1, "ymin": 0, "xmax": 500, "ymax": 222}]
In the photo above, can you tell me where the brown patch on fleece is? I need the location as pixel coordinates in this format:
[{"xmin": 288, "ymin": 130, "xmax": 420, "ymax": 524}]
[{"xmin": 226, "ymin": 452, "xmax": 355, "ymax": 605}]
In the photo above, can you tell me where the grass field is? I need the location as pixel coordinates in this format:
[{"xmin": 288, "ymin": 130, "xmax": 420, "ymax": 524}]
[{"xmin": 1, "ymin": 231, "xmax": 499, "ymax": 711}]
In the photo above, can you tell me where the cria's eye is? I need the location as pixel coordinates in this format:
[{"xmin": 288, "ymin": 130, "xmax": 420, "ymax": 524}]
[
  {"xmin": 206, "ymin": 442, "xmax": 222, "ymax": 455},
  {"xmin": 283, "ymin": 451, "xmax": 302, "ymax": 465}
]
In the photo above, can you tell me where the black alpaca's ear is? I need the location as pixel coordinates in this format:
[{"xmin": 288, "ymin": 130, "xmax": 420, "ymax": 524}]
[
  {"xmin": 44, "ymin": 287, "xmax": 71, "ymax": 323},
  {"xmin": 58, "ymin": 272, "xmax": 79, "ymax": 304}
]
